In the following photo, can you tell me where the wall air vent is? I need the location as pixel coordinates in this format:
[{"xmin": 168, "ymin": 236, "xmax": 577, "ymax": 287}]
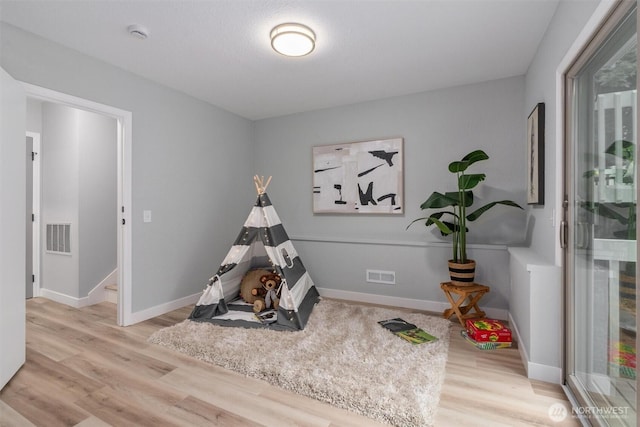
[
  {"xmin": 46, "ymin": 223, "xmax": 71, "ymax": 255},
  {"xmin": 366, "ymin": 269, "xmax": 396, "ymax": 285}
]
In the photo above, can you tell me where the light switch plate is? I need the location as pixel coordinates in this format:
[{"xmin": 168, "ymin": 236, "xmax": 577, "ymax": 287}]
[{"xmin": 143, "ymin": 210, "xmax": 152, "ymax": 223}]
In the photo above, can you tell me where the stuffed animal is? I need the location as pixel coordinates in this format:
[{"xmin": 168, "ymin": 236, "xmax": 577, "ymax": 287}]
[
  {"xmin": 239, "ymin": 269, "xmax": 271, "ymax": 313},
  {"xmin": 260, "ymin": 273, "xmax": 281, "ymax": 310}
]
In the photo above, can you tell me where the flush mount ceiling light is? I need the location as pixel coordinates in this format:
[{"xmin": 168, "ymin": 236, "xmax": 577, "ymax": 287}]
[
  {"xmin": 127, "ymin": 24, "xmax": 149, "ymax": 40},
  {"xmin": 270, "ymin": 23, "xmax": 316, "ymax": 57}
]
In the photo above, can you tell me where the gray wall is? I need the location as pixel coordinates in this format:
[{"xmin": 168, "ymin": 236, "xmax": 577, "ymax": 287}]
[
  {"xmin": 515, "ymin": 0, "xmax": 601, "ymax": 380},
  {"xmin": 78, "ymin": 107, "xmax": 117, "ymax": 297},
  {"xmin": 524, "ymin": 0, "xmax": 600, "ymax": 260},
  {"xmin": 26, "ymin": 98, "xmax": 42, "ymax": 133},
  {"xmin": 254, "ymin": 76, "xmax": 528, "ymax": 309},
  {"xmin": 1, "ymin": 23, "xmax": 255, "ymax": 312},
  {"xmin": 41, "ymin": 102, "xmax": 80, "ymax": 297}
]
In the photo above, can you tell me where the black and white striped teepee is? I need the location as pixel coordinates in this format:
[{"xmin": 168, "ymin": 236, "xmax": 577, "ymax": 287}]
[{"xmin": 189, "ymin": 176, "xmax": 320, "ymax": 330}]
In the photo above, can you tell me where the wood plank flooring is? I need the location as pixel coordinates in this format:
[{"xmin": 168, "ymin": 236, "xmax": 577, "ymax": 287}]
[{"xmin": 0, "ymin": 298, "xmax": 579, "ymax": 426}]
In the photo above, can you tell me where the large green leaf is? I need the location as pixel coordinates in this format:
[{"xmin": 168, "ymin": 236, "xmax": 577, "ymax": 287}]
[
  {"xmin": 462, "ymin": 149, "xmax": 489, "ymax": 164},
  {"xmin": 442, "ymin": 191, "xmax": 474, "ymax": 207},
  {"xmin": 426, "ymin": 210, "xmax": 456, "ymax": 224},
  {"xmin": 448, "ymin": 160, "xmax": 470, "ymax": 173},
  {"xmin": 420, "ymin": 192, "xmax": 458, "ymax": 209},
  {"xmin": 427, "ymin": 215, "xmax": 454, "ymax": 235},
  {"xmin": 406, "ymin": 211, "xmax": 457, "ymax": 231},
  {"xmin": 459, "ymin": 173, "xmax": 486, "ymax": 190},
  {"xmin": 439, "ymin": 220, "xmax": 468, "ymax": 234},
  {"xmin": 466, "ymin": 200, "xmax": 523, "ymax": 221},
  {"xmin": 448, "ymin": 150, "xmax": 489, "ymax": 173},
  {"xmin": 406, "ymin": 216, "xmax": 430, "ymax": 230},
  {"xmin": 425, "ymin": 213, "xmax": 469, "ymax": 236},
  {"xmin": 605, "ymin": 140, "xmax": 634, "ymax": 161}
]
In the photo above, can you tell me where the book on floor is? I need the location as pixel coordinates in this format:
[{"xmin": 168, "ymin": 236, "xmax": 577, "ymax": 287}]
[
  {"xmin": 378, "ymin": 317, "xmax": 438, "ymax": 344},
  {"xmin": 461, "ymin": 330, "xmax": 512, "ymax": 350}
]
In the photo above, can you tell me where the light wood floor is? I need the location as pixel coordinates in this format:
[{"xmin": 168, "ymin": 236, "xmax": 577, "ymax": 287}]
[{"xmin": 0, "ymin": 298, "xmax": 580, "ymax": 427}]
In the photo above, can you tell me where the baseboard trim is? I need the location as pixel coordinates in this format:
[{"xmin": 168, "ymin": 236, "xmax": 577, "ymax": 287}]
[
  {"xmin": 527, "ymin": 361, "xmax": 563, "ymax": 384},
  {"xmin": 40, "ymin": 270, "xmax": 119, "ymax": 308},
  {"xmin": 509, "ymin": 311, "xmax": 531, "ymax": 374},
  {"xmin": 128, "ymin": 293, "xmax": 201, "ymax": 325},
  {"xmin": 40, "ymin": 285, "xmax": 510, "ymax": 327},
  {"xmin": 40, "ymin": 288, "xmax": 88, "ymax": 308},
  {"xmin": 509, "ymin": 311, "xmax": 562, "ymax": 384},
  {"xmin": 316, "ymin": 287, "xmax": 509, "ymax": 320}
]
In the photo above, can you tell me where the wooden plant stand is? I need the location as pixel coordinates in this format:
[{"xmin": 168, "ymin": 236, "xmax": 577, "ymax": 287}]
[{"xmin": 440, "ymin": 282, "xmax": 490, "ymax": 326}]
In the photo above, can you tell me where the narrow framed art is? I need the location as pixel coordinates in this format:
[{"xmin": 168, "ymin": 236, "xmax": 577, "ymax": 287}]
[
  {"xmin": 312, "ymin": 137, "xmax": 403, "ymax": 214},
  {"xmin": 527, "ymin": 103, "xmax": 545, "ymax": 205}
]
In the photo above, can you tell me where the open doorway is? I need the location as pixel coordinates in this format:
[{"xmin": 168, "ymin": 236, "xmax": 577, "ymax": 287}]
[
  {"xmin": 23, "ymin": 83, "xmax": 133, "ymax": 326},
  {"xmin": 27, "ymin": 101, "xmax": 118, "ymax": 307}
]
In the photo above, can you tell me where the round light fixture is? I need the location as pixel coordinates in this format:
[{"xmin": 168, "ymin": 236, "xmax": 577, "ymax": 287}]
[
  {"xmin": 270, "ymin": 23, "xmax": 315, "ymax": 57},
  {"xmin": 127, "ymin": 24, "xmax": 149, "ymax": 40}
]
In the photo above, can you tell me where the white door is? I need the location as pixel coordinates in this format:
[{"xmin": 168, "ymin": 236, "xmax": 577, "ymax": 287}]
[{"xmin": 0, "ymin": 66, "xmax": 26, "ymax": 389}]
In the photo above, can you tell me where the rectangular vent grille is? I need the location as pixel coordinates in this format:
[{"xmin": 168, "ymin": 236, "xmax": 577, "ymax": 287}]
[
  {"xmin": 46, "ymin": 223, "xmax": 71, "ymax": 255},
  {"xmin": 366, "ymin": 269, "xmax": 396, "ymax": 285}
]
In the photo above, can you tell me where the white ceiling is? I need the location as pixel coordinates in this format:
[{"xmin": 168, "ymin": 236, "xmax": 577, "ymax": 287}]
[{"xmin": 0, "ymin": 0, "xmax": 559, "ymax": 120}]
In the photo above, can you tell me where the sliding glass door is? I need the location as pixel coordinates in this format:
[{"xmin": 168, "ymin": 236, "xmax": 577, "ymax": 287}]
[{"xmin": 565, "ymin": 3, "xmax": 638, "ymax": 426}]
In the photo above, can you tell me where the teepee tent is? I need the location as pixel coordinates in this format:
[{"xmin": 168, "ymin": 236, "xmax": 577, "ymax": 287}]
[{"xmin": 189, "ymin": 176, "xmax": 320, "ymax": 330}]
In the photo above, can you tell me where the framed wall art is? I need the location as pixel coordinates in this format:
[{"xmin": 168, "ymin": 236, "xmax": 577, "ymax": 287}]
[
  {"xmin": 312, "ymin": 137, "xmax": 403, "ymax": 214},
  {"xmin": 527, "ymin": 103, "xmax": 545, "ymax": 205}
]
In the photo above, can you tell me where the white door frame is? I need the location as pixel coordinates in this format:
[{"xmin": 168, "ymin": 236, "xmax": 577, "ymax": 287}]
[
  {"xmin": 26, "ymin": 131, "xmax": 41, "ymax": 298},
  {"xmin": 23, "ymin": 83, "xmax": 133, "ymax": 326}
]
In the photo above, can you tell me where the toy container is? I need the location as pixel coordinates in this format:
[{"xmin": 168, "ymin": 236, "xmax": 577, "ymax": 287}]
[{"xmin": 466, "ymin": 318, "xmax": 512, "ymax": 342}]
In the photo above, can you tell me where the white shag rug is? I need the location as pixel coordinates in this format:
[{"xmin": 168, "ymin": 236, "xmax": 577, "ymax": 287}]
[{"xmin": 148, "ymin": 298, "xmax": 451, "ymax": 427}]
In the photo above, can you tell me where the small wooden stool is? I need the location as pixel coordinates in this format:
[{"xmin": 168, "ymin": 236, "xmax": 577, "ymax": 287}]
[{"xmin": 440, "ymin": 282, "xmax": 490, "ymax": 326}]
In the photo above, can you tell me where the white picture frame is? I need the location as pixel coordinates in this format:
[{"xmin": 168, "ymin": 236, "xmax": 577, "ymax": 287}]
[{"xmin": 312, "ymin": 137, "xmax": 404, "ymax": 214}]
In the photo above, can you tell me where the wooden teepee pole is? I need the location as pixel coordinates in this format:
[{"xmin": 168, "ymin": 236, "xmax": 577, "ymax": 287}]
[{"xmin": 253, "ymin": 175, "xmax": 272, "ymax": 195}]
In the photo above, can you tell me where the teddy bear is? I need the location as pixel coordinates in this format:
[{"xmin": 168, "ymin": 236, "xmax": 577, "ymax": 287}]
[
  {"xmin": 260, "ymin": 273, "xmax": 281, "ymax": 311},
  {"xmin": 240, "ymin": 269, "xmax": 282, "ymax": 313},
  {"xmin": 239, "ymin": 269, "xmax": 271, "ymax": 313}
]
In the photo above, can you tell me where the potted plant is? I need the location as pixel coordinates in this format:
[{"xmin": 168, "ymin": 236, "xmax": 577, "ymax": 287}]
[{"xmin": 408, "ymin": 149, "xmax": 523, "ymax": 285}]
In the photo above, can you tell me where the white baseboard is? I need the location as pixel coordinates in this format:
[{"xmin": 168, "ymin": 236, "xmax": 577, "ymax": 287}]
[
  {"xmin": 509, "ymin": 311, "xmax": 531, "ymax": 373},
  {"xmin": 316, "ymin": 287, "xmax": 509, "ymax": 320},
  {"xmin": 527, "ymin": 361, "xmax": 563, "ymax": 384},
  {"xmin": 128, "ymin": 287, "xmax": 508, "ymax": 326},
  {"xmin": 128, "ymin": 293, "xmax": 201, "ymax": 325},
  {"xmin": 40, "ymin": 270, "xmax": 119, "ymax": 308},
  {"xmin": 41, "ymin": 285, "xmax": 509, "ymax": 328},
  {"xmin": 39, "ymin": 288, "xmax": 88, "ymax": 308},
  {"xmin": 39, "ymin": 287, "xmax": 200, "ymax": 324},
  {"xmin": 509, "ymin": 311, "xmax": 562, "ymax": 384}
]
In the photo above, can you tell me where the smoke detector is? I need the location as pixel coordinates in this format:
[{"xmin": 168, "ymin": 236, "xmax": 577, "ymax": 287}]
[{"xmin": 127, "ymin": 24, "xmax": 149, "ymax": 40}]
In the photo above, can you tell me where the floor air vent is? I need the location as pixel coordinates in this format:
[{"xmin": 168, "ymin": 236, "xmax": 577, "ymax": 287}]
[{"xmin": 46, "ymin": 223, "xmax": 71, "ymax": 254}]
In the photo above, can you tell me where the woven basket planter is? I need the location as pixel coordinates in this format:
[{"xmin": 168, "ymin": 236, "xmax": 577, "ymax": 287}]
[{"xmin": 448, "ymin": 259, "xmax": 476, "ymax": 286}]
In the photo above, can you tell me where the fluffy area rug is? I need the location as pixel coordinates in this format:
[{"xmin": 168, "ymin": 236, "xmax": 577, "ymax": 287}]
[{"xmin": 148, "ymin": 298, "xmax": 451, "ymax": 427}]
